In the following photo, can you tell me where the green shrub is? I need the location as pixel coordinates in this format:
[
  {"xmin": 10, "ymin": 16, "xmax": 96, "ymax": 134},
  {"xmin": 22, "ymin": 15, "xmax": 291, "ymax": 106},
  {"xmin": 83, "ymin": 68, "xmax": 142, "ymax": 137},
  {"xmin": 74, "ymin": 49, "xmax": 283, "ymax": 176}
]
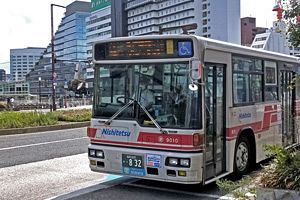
[
  {"xmin": 55, "ymin": 109, "xmax": 91, "ymax": 122},
  {"xmin": 0, "ymin": 109, "xmax": 91, "ymax": 129},
  {"xmin": 217, "ymin": 176, "xmax": 255, "ymax": 199},
  {"xmin": 0, "ymin": 111, "xmax": 58, "ymax": 129},
  {"xmin": 260, "ymin": 145, "xmax": 300, "ymax": 191}
]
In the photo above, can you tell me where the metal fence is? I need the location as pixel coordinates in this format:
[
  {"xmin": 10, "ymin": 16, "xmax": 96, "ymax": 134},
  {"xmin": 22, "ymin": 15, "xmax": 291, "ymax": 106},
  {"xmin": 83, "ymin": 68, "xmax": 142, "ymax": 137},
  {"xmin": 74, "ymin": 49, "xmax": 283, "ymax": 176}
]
[{"xmin": 0, "ymin": 97, "xmax": 93, "ymax": 111}]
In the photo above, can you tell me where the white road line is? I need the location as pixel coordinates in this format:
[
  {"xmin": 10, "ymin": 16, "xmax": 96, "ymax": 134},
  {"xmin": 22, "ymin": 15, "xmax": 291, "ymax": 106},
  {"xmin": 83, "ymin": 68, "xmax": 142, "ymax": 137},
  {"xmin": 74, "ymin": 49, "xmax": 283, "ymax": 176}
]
[
  {"xmin": 122, "ymin": 182, "xmax": 221, "ymax": 199},
  {"xmin": 0, "ymin": 137, "xmax": 88, "ymax": 151},
  {"xmin": 0, "ymin": 127, "xmax": 86, "ymax": 138}
]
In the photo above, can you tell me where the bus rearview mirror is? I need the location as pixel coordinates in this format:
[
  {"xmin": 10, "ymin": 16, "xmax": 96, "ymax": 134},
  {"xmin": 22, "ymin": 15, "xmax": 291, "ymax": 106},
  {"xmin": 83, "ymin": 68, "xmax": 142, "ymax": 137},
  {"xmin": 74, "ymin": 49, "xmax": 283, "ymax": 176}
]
[{"xmin": 190, "ymin": 60, "xmax": 202, "ymax": 80}]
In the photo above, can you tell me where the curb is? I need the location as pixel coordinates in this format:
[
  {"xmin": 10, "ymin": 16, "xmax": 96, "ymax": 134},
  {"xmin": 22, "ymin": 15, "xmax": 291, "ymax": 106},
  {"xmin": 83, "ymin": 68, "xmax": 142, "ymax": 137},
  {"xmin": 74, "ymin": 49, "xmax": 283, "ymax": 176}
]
[{"xmin": 0, "ymin": 121, "xmax": 90, "ymax": 136}]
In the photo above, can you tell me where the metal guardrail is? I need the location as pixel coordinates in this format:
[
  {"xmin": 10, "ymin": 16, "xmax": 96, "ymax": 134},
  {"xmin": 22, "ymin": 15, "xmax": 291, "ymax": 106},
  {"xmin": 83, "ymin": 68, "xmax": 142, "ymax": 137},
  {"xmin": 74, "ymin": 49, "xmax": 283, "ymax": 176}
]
[{"xmin": 0, "ymin": 97, "xmax": 93, "ymax": 111}]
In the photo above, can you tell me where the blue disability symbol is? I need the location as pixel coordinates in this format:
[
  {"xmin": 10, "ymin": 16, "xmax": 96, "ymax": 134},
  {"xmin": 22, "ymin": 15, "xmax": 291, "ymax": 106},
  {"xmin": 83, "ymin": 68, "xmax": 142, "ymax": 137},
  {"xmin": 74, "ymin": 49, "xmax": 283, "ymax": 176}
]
[{"xmin": 178, "ymin": 41, "xmax": 192, "ymax": 56}]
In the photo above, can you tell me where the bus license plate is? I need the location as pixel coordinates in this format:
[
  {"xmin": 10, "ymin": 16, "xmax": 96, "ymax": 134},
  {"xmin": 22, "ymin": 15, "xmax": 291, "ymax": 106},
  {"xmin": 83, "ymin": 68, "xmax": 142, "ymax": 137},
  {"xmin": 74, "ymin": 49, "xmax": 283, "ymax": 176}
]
[{"xmin": 122, "ymin": 154, "xmax": 145, "ymax": 176}]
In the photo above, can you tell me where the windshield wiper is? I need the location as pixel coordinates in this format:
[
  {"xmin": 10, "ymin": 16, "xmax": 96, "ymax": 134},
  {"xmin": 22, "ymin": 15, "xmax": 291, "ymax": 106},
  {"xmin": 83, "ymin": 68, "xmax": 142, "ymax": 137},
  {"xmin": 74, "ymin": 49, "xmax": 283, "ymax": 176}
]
[
  {"xmin": 136, "ymin": 101, "xmax": 168, "ymax": 134},
  {"xmin": 104, "ymin": 99, "xmax": 168, "ymax": 134},
  {"xmin": 104, "ymin": 99, "xmax": 134, "ymax": 125}
]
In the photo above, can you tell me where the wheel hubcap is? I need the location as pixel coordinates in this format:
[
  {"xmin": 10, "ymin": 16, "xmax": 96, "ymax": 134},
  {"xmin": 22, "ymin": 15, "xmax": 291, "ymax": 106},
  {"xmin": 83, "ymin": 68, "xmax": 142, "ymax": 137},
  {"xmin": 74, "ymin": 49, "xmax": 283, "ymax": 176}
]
[{"xmin": 236, "ymin": 142, "xmax": 249, "ymax": 172}]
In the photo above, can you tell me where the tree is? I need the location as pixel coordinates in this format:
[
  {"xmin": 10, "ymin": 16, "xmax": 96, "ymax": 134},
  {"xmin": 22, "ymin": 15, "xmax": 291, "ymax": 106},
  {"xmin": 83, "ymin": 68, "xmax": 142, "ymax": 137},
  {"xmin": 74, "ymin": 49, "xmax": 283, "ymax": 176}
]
[
  {"xmin": 284, "ymin": 0, "xmax": 300, "ymax": 46},
  {"xmin": 67, "ymin": 79, "xmax": 86, "ymax": 95}
]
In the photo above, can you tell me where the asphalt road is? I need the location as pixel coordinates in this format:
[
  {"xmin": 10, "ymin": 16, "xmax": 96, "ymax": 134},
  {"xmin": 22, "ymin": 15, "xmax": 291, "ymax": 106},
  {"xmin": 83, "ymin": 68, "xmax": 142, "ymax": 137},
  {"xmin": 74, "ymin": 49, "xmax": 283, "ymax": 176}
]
[
  {"xmin": 68, "ymin": 178, "xmax": 223, "ymax": 200},
  {"xmin": 0, "ymin": 127, "xmax": 224, "ymax": 200},
  {"xmin": 0, "ymin": 153, "xmax": 118, "ymax": 200},
  {"xmin": 0, "ymin": 127, "xmax": 89, "ymax": 168}
]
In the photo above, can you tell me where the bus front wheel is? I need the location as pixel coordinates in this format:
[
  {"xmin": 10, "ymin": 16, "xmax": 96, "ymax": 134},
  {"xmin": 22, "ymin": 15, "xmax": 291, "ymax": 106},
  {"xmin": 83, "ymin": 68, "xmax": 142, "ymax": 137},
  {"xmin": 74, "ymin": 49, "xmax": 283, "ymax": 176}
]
[{"xmin": 234, "ymin": 136, "xmax": 251, "ymax": 176}]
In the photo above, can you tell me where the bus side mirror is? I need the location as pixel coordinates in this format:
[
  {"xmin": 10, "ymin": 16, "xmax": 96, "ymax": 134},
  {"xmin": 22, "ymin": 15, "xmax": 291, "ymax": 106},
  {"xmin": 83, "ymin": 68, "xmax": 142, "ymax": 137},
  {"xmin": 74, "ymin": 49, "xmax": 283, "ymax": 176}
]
[{"xmin": 190, "ymin": 60, "xmax": 202, "ymax": 80}]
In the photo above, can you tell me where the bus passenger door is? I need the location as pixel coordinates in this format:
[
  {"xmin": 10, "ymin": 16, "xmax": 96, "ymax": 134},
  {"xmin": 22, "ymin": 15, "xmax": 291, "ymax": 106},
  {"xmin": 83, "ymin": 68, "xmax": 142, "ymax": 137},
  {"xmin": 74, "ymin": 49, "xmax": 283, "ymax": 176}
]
[
  {"xmin": 280, "ymin": 70, "xmax": 295, "ymax": 146},
  {"xmin": 204, "ymin": 63, "xmax": 226, "ymax": 180}
]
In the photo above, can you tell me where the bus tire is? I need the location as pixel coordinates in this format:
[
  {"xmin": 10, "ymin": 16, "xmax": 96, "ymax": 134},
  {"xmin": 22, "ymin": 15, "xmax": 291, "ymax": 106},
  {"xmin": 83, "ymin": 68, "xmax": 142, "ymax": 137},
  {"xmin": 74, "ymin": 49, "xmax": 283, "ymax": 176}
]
[{"xmin": 234, "ymin": 135, "xmax": 251, "ymax": 176}]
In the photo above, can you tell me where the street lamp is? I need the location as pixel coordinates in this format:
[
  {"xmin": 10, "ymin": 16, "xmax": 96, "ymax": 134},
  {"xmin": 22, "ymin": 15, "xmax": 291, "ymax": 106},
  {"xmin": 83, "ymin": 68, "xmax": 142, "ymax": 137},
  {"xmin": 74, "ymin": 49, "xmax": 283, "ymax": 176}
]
[
  {"xmin": 38, "ymin": 77, "xmax": 41, "ymax": 104},
  {"xmin": 51, "ymin": 3, "xmax": 66, "ymax": 111}
]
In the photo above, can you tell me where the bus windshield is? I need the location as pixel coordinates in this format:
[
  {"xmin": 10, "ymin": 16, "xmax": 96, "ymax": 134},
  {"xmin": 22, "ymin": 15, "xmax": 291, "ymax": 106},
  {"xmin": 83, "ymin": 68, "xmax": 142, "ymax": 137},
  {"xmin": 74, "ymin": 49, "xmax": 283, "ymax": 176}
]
[{"xmin": 93, "ymin": 63, "xmax": 202, "ymax": 129}]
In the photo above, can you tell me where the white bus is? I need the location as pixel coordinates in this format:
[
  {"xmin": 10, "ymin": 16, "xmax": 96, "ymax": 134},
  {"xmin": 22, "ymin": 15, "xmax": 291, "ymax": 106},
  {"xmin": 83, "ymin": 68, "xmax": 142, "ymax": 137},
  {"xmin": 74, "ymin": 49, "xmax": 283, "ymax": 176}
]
[{"xmin": 87, "ymin": 35, "xmax": 300, "ymax": 184}]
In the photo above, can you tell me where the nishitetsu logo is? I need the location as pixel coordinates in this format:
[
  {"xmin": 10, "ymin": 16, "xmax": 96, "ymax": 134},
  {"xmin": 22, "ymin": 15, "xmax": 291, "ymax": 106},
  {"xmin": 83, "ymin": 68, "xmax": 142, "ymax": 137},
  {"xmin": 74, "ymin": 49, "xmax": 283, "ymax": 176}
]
[{"xmin": 101, "ymin": 128, "xmax": 131, "ymax": 137}]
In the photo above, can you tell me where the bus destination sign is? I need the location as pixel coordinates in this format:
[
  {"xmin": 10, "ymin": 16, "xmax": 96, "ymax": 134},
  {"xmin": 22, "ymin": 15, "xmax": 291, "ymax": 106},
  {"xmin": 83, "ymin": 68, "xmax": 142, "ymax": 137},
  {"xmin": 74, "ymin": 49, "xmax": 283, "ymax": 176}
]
[{"xmin": 94, "ymin": 39, "xmax": 193, "ymax": 60}]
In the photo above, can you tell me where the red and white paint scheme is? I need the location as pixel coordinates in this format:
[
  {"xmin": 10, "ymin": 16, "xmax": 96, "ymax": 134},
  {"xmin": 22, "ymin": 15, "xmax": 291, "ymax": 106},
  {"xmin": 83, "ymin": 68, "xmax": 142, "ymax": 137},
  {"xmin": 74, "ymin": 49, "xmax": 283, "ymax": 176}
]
[{"xmin": 88, "ymin": 35, "xmax": 300, "ymax": 184}]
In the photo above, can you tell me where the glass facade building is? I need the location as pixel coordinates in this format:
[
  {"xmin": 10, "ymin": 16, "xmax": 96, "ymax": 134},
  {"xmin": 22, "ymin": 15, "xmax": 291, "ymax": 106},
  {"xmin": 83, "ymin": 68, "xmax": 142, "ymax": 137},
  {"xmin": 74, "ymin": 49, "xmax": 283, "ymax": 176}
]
[
  {"xmin": 27, "ymin": 1, "xmax": 91, "ymax": 99},
  {"xmin": 10, "ymin": 47, "xmax": 45, "ymax": 81},
  {"xmin": 54, "ymin": 1, "xmax": 91, "ymax": 61}
]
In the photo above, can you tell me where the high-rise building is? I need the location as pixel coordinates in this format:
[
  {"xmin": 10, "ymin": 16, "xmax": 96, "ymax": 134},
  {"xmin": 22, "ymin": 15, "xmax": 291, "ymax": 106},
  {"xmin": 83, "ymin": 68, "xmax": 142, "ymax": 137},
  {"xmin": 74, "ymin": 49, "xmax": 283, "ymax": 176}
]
[
  {"xmin": 86, "ymin": 0, "xmax": 112, "ymax": 59},
  {"xmin": 10, "ymin": 47, "xmax": 45, "ymax": 81},
  {"xmin": 27, "ymin": 1, "xmax": 91, "ymax": 99},
  {"xmin": 0, "ymin": 69, "xmax": 6, "ymax": 82},
  {"xmin": 126, "ymin": 0, "xmax": 241, "ymax": 44},
  {"xmin": 241, "ymin": 17, "xmax": 267, "ymax": 46},
  {"xmin": 85, "ymin": 0, "xmax": 113, "ymax": 95},
  {"xmin": 53, "ymin": 1, "xmax": 90, "ymax": 61}
]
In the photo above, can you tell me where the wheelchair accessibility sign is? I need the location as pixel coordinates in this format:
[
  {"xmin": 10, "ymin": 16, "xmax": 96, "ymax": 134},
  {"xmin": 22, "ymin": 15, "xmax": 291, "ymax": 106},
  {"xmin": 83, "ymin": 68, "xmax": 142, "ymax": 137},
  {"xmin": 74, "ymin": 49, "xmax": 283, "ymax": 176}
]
[{"xmin": 178, "ymin": 41, "xmax": 192, "ymax": 56}]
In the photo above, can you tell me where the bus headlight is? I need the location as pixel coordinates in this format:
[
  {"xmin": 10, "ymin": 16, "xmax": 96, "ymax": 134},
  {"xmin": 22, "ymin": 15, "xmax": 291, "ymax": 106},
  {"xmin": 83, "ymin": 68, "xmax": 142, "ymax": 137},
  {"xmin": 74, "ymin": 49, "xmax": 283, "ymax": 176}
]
[
  {"xmin": 95, "ymin": 150, "xmax": 104, "ymax": 158},
  {"xmin": 180, "ymin": 159, "xmax": 190, "ymax": 167},
  {"xmin": 168, "ymin": 158, "xmax": 179, "ymax": 166},
  {"xmin": 166, "ymin": 157, "xmax": 190, "ymax": 167},
  {"xmin": 89, "ymin": 149, "xmax": 96, "ymax": 157}
]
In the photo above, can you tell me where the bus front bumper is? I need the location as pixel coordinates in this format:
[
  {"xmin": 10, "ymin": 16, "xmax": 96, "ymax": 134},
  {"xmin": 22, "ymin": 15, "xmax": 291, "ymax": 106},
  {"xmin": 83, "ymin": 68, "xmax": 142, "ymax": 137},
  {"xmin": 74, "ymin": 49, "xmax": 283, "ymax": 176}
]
[{"xmin": 88, "ymin": 144, "xmax": 203, "ymax": 184}]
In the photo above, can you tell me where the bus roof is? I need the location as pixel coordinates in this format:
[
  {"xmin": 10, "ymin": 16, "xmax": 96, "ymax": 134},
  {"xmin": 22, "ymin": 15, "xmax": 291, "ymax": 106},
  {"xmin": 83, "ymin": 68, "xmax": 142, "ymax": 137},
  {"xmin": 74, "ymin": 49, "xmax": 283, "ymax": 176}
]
[
  {"xmin": 93, "ymin": 34, "xmax": 299, "ymax": 64},
  {"xmin": 196, "ymin": 35, "xmax": 299, "ymax": 63}
]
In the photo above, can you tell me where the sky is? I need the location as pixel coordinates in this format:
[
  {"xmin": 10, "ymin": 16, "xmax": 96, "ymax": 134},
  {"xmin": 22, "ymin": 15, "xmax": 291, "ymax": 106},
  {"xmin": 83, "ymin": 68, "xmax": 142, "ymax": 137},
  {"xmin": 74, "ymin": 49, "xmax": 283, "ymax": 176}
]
[{"xmin": 0, "ymin": 0, "xmax": 277, "ymax": 74}]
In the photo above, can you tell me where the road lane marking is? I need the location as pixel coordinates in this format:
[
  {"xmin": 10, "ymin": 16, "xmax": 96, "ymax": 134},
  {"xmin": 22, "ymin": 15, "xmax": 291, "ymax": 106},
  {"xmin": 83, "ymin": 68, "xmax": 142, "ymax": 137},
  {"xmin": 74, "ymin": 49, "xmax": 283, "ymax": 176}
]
[
  {"xmin": 0, "ymin": 137, "xmax": 88, "ymax": 151},
  {"xmin": 122, "ymin": 182, "xmax": 221, "ymax": 199},
  {"xmin": 0, "ymin": 127, "xmax": 86, "ymax": 138}
]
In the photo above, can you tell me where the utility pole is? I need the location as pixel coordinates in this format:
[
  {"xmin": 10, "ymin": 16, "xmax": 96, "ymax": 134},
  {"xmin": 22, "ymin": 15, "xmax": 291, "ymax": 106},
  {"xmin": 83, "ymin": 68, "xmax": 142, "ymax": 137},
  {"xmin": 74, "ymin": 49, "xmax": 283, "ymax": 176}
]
[
  {"xmin": 50, "ymin": 3, "xmax": 65, "ymax": 111},
  {"xmin": 38, "ymin": 77, "xmax": 41, "ymax": 104}
]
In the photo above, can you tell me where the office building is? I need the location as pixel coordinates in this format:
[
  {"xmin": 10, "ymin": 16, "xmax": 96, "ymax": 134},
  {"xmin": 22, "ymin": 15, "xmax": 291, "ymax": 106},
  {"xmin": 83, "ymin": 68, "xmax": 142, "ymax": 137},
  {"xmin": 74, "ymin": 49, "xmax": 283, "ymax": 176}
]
[
  {"xmin": 85, "ymin": 0, "xmax": 114, "ymax": 95},
  {"xmin": 251, "ymin": 21, "xmax": 290, "ymax": 55},
  {"xmin": 27, "ymin": 1, "xmax": 90, "ymax": 98},
  {"xmin": 54, "ymin": 1, "xmax": 90, "ymax": 61},
  {"xmin": 126, "ymin": 0, "xmax": 241, "ymax": 44},
  {"xmin": 241, "ymin": 17, "xmax": 267, "ymax": 46},
  {"xmin": 10, "ymin": 47, "xmax": 45, "ymax": 81},
  {"xmin": 0, "ymin": 80, "xmax": 30, "ymax": 100},
  {"xmin": 86, "ymin": 0, "xmax": 112, "ymax": 59},
  {"xmin": 0, "ymin": 69, "xmax": 6, "ymax": 82}
]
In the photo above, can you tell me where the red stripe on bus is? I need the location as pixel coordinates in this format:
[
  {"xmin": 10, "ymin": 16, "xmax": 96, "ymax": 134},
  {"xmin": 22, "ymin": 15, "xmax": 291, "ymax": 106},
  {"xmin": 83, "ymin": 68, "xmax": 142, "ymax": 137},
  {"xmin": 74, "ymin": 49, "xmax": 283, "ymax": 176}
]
[
  {"xmin": 226, "ymin": 121, "xmax": 262, "ymax": 139},
  {"xmin": 91, "ymin": 139, "xmax": 203, "ymax": 151},
  {"xmin": 226, "ymin": 105, "xmax": 280, "ymax": 141},
  {"xmin": 271, "ymin": 114, "xmax": 278, "ymax": 123},
  {"xmin": 137, "ymin": 132, "xmax": 202, "ymax": 146},
  {"xmin": 264, "ymin": 105, "xmax": 274, "ymax": 111}
]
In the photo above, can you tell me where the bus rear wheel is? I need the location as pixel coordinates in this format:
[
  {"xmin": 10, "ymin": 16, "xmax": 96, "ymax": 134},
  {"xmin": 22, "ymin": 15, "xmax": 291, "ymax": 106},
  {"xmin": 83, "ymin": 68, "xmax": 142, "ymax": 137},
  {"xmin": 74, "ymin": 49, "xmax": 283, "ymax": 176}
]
[{"xmin": 234, "ymin": 136, "xmax": 251, "ymax": 176}]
